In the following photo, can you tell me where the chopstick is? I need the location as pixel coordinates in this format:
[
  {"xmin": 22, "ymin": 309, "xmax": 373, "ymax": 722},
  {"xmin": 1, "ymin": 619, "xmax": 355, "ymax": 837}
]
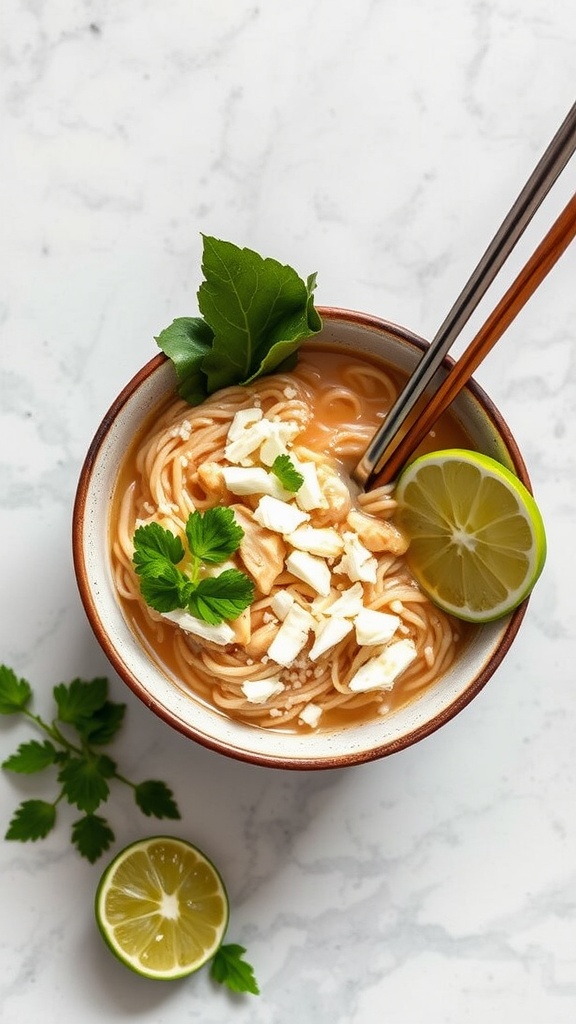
[
  {"xmin": 353, "ymin": 101, "xmax": 576, "ymax": 489},
  {"xmin": 369, "ymin": 189, "xmax": 576, "ymax": 488}
]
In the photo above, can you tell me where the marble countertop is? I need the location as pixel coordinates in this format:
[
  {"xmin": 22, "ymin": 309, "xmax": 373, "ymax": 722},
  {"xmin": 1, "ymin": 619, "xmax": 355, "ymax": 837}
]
[{"xmin": 1, "ymin": 2, "xmax": 575, "ymax": 1021}]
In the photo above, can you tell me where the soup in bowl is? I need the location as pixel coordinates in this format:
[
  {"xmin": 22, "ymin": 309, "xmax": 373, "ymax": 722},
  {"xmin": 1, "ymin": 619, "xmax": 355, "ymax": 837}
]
[{"xmin": 72, "ymin": 308, "xmax": 528, "ymax": 769}]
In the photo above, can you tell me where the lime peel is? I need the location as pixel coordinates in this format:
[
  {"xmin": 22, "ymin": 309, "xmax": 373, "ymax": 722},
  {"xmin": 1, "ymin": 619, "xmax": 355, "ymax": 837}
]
[{"xmin": 395, "ymin": 449, "xmax": 546, "ymax": 623}]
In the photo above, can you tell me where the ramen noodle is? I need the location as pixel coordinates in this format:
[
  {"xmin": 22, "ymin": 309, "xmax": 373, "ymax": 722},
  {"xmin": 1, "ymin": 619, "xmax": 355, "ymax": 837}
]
[{"xmin": 110, "ymin": 347, "xmax": 470, "ymax": 731}]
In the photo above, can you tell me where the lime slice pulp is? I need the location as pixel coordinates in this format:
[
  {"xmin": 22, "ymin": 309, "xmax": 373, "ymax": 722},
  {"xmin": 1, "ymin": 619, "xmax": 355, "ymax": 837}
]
[
  {"xmin": 95, "ymin": 836, "xmax": 229, "ymax": 980},
  {"xmin": 395, "ymin": 449, "xmax": 547, "ymax": 623}
]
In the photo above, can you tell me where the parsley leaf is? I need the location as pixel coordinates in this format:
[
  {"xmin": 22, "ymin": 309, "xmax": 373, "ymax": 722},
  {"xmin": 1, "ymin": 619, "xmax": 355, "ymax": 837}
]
[
  {"xmin": 71, "ymin": 814, "xmax": 115, "ymax": 863},
  {"xmin": 185, "ymin": 507, "xmax": 245, "ymax": 564},
  {"xmin": 210, "ymin": 944, "xmax": 260, "ymax": 995},
  {"xmin": 79, "ymin": 701, "xmax": 126, "ymax": 745},
  {"xmin": 6, "ymin": 799, "xmax": 56, "ymax": 842},
  {"xmin": 187, "ymin": 570, "xmax": 255, "ymax": 625},
  {"xmin": 133, "ymin": 510, "xmax": 253, "ymax": 623},
  {"xmin": 134, "ymin": 780, "xmax": 181, "ymax": 819},
  {"xmin": 3, "ymin": 740, "xmax": 59, "ymax": 773},
  {"xmin": 53, "ymin": 677, "xmax": 108, "ymax": 726},
  {"xmin": 58, "ymin": 754, "xmax": 116, "ymax": 814},
  {"xmin": 0, "ymin": 664, "xmax": 32, "ymax": 714},
  {"xmin": 271, "ymin": 454, "xmax": 304, "ymax": 492},
  {"xmin": 156, "ymin": 236, "xmax": 322, "ymax": 404},
  {"xmin": 154, "ymin": 316, "xmax": 214, "ymax": 405}
]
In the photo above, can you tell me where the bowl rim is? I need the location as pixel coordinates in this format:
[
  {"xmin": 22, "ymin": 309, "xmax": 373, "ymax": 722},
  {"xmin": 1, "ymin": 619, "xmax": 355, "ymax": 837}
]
[{"xmin": 72, "ymin": 306, "xmax": 529, "ymax": 769}]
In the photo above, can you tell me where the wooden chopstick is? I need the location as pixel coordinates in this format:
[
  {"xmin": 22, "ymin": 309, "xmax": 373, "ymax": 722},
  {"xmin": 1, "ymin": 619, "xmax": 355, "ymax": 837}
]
[{"xmin": 371, "ymin": 190, "xmax": 576, "ymax": 488}]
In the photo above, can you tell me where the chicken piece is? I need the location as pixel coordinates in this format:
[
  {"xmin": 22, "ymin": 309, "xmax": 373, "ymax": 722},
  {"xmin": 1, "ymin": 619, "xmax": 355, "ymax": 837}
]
[
  {"xmin": 195, "ymin": 461, "xmax": 230, "ymax": 502},
  {"xmin": 346, "ymin": 508, "xmax": 409, "ymax": 555},
  {"xmin": 231, "ymin": 606, "xmax": 252, "ymax": 646},
  {"xmin": 313, "ymin": 466, "xmax": 351, "ymax": 525},
  {"xmin": 231, "ymin": 503, "xmax": 287, "ymax": 595},
  {"xmin": 244, "ymin": 621, "xmax": 280, "ymax": 659}
]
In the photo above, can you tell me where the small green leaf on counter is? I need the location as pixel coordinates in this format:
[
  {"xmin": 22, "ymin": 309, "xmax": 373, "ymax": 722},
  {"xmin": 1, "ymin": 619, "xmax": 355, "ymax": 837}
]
[
  {"xmin": 1, "ymin": 667, "xmax": 181, "ymax": 861},
  {"xmin": 210, "ymin": 943, "xmax": 260, "ymax": 995},
  {"xmin": 271, "ymin": 453, "xmax": 304, "ymax": 492},
  {"xmin": 156, "ymin": 235, "xmax": 322, "ymax": 404}
]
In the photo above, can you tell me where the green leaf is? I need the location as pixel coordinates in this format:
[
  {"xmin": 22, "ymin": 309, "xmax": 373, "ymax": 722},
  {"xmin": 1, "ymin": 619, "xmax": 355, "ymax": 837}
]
[
  {"xmin": 133, "ymin": 522, "xmax": 185, "ymax": 571},
  {"xmin": 78, "ymin": 701, "xmax": 126, "ymax": 745},
  {"xmin": 210, "ymin": 944, "xmax": 260, "ymax": 995},
  {"xmin": 198, "ymin": 236, "xmax": 322, "ymax": 392},
  {"xmin": 71, "ymin": 814, "xmax": 115, "ymax": 863},
  {"xmin": 53, "ymin": 677, "xmax": 108, "ymax": 726},
  {"xmin": 185, "ymin": 507, "xmax": 244, "ymax": 564},
  {"xmin": 0, "ymin": 665, "xmax": 32, "ymax": 714},
  {"xmin": 187, "ymin": 570, "xmax": 255, "ymax": 624},
  {"xmin": 2, "ymin": 739, "xmax": 59, "ymax": 773},
  {"xmin": 134, "ymin": 780, "xmax": 181, "ymax": 820},
  {"xmin": 271, "ymin": 454, "xmax": 304, "ymax": 492},
  {"xmin": 155, "ymin": 316, "xmax": 214, "ymax": 405},
  {"xmin": 138, "ymin": 561, "xmax": 192, "ymax": 613},
  {"xmin": 58, "ymin": 754, "xmax": 116, "ymax": 813},
  {"xmin": 6, "ymin": 799, "xmax": 56, "ymax": 842}
]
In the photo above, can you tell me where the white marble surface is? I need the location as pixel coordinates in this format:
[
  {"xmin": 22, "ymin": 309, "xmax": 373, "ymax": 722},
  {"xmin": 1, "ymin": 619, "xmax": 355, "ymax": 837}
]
[{"xmin": 1, "ymin": 2, "xmax": 575, "ymax": 1021}]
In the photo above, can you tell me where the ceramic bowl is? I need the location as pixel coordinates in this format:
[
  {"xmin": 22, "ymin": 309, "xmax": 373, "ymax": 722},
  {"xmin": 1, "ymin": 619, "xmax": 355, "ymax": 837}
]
[{"xmin": 72, "ymin": 307, "xmax": 528, "ymax": 769}]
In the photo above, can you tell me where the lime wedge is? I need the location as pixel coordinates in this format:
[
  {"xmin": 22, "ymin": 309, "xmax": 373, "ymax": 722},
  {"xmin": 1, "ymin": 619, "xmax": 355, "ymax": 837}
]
[
  {"xmin": 95, "ymin": 836, "xmax": 229, "ymax": 980},
  {"xmin": 395, "ymin": 449, "xmax": 547, "ymax": 622}
]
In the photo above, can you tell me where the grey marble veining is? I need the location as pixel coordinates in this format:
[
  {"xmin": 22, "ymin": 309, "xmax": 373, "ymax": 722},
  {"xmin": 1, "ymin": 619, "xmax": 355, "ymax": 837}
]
[{"xmin": 1, "ymin": 1, "xmax": 576, "ymax": 1021}]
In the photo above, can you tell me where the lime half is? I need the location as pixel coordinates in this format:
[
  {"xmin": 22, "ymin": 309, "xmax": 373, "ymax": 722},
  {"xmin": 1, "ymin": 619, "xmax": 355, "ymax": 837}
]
[
  {"xmin": 395, "ymin": 449, "xmax": 546, "ymax": 623},
  {"xmin": 95, "ymin": 836, "xmax": 229, "ymax": 980}
]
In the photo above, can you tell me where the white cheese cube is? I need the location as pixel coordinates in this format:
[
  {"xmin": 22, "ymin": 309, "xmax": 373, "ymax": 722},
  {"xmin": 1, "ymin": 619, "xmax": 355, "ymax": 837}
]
[
  {"xmin": 241, "ymin": 677, "xmax": 285, "ymax": 704},
  {"xmin": 334, "ymin": 531, "xmax": 378, "ymax": 583},
  {"xmin": 354, "ymin": 608, "xmax": 400, "ymax": 646},
  {"xmin": 298, "ymin": 703, "xmax": 323, "ymax": 728},
  {"xmin": 285, "ymin": 525, "xmax": 344, "ymax": 558},
  {"xmin": 348, "ymin": 639, "xmax": 417, "ymax": 692},
  {"xmin": 286, "ymin": 549, "xmax": 332, "ymax": 597},
  {"xmin": 259, "ymin": 421, "xmax": 300, "ymax": 466},
  {"xmin": 293, "ymin": 460, "xmax": 327, "ymax": 511},
  {"xmin": 309, "ymin": 616, "xmax": 354, "ymax": 660},
  {"xmin": 270, "ymin": 589, "xmax": 296, "ymax": 620},
  {"xmin": 221, "ymin": 465, "xmax": 289, "ymax": 499},
  {"xmin": 266, "ymin": 604, "xmax": 315, "ymax": 666},
  {"xmin": 227, "ymin": 407, "xmax": 263, "ymax": 441},
  {"xmin": 225, "ymin": 420, "xmax": 271, "ymax": 464},
  {"xmin": 253, "ymin": 495, "xmax": 309, "ymax": 534},
  {"xmin": 162, "ymin": 609, "xmax": 235, "ymax": 646},
  {"xmin": 324, "ymin": 582, "xmax": 365, "ymax": 618}
]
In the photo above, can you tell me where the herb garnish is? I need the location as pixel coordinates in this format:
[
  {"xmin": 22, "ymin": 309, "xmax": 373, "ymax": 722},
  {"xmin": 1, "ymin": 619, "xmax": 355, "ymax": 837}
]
[
  {"xmin": 0, "ymin": 666, "xmax": 180, "ymax": 862},
  {"xmin": 156, "ymin": 235, "xmax": 322, "ymax": 405},
  {"xmin": 133, "ymin": 507, "xmax": 254, "ymax": 624},
  {"xmin": 210, "ymin": 943, "xmax": 260, "ymax": 995},
  {"xmin": 271, "ymin": 453, "xmax": 304, "ymax": 493}
]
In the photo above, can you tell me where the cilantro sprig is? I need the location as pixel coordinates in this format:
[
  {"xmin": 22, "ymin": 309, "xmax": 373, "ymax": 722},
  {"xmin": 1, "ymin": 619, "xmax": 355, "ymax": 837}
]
[
  {"xmin": 133, "ymin": 507, "xmax": 254, "ymax": 624},
  {"xmin": 210, "ymin": 943, "xmax": 260, "ymax": 995},
  {"xmin": 156, "ymin": 235, "xmax": 322, "ymax": 405},
  {"xmin": 1, "ymin": 666, "xmax": 180, "ymax": 862},
  {"xmin": 271, "ymin": 454, "xmax": 304, "ymax": 493}
]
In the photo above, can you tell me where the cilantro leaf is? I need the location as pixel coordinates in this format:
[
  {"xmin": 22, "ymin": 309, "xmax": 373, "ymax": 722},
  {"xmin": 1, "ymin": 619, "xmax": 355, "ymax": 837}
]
[
  {"xmin": 134, "ymin": 780, "xmax": 181, "ymax": 820},
  {"xmin": 3, "ymin": 739, "xmax": 59, "ymax": 773},
  {"xmin": 210, "ymin": 944, "xmax": 260, "ymax": 995},
  {"xmin": 6, "ymin": 799, "xmax": 56, "ymax": 842},
  {"xmin": 71, "ymin": 814, "xmax": 115, "ymax": 863},
  {"xmin": 185, "ymin": 507, "xmax": 244, "ymax": 564},
  {"xmin": 78, "ymin": 701, "xmax": 126, "ymax": 745},
  {"xmin": 53, "ymin": 677, "xmax": 108, "ymax": 726},
  {"xmin": 0, "ymin": 665, "xmax": 32, "ymax": 714},
  {"xmin": 133, "ymin": 522, "xmax": 185, "ymax": 571},
  {"xmin": 198, "ymin": 236, "xmax": 322, "ymax": 393},
  {"xmin": 155, "ymin": 316, "xmax": 214, "ymax": 405},
  {"xmin": 271, "ymin": 454, "xmax": 304, "ymax": 492},
  {"xmin": 138, "ymin": 560, "xmax": 192, "ymax": 613},
  {"xmin": 187, "ymin": 570, "xmax": 255, "ymax": 624},
  {"xmin": 58, "ymin": 754, "xmax": 116, "ymax": 814}
]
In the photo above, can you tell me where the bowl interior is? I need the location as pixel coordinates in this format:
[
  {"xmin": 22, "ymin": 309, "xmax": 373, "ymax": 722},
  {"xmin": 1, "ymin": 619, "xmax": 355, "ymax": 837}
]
[{"xmin": 73, "ymin": 308, "xmax": 527, "ymax": 769}]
